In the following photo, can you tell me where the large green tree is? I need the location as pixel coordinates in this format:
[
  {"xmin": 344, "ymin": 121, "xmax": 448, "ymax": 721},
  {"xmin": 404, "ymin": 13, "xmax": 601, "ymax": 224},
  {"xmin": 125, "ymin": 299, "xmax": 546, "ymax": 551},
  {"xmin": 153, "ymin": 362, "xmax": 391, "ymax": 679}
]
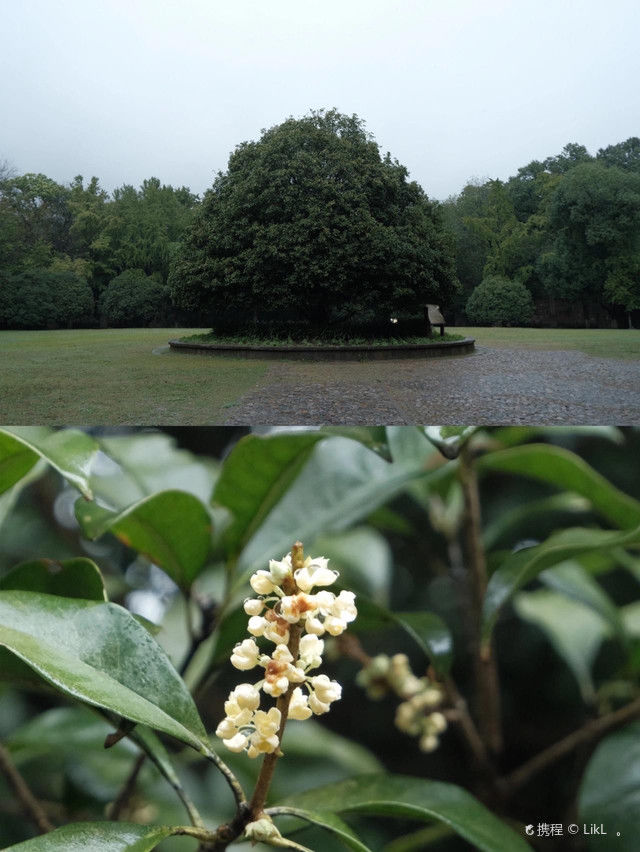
[{"xmin": 169, "ymin": 110, "xmax": 458, "ymax": 328}]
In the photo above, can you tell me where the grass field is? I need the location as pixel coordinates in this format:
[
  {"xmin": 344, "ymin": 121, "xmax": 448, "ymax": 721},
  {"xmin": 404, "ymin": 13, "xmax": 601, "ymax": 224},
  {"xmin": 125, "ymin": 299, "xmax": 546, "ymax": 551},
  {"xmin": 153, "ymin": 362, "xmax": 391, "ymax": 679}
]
[
  {"xmin": 0, "ymin": 326, "xmax": 638, "ymax": 424},
  {"xmin": 0, "ymin": 328, "xmax": 267, "ymax": 424},
  {"xmin": 457, "ymin": 326, "xmax": 640, "ymax": 359}
]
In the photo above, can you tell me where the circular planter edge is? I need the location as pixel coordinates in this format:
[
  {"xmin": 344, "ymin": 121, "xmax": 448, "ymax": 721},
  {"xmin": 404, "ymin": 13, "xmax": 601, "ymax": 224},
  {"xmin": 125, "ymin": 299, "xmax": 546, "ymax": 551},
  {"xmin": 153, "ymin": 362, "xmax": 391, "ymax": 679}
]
[{"xmin": 168, "ymin": 337, "xmax": 476, "ymax": 361}]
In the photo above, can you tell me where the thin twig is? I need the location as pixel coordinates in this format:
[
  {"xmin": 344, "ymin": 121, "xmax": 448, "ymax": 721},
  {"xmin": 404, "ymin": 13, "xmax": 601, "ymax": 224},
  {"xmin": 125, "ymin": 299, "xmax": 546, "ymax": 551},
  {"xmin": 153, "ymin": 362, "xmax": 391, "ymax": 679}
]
[
  {"xmin": 442, "ymin": 676, "xmax": 491, "ymax": 771},
  {"xmin": 0, "ymin": 741, "xmax": 55, "ymax": 834},
  {"xmin": 501, "ymin": 694, "xmax": 640, "ymax": 794},
  {"xmin": 458, "ymin": 446, "xmax": 503, "ymax": 754},
  {"xmin": 108, "ymin": 752, "xmax": 146, "ymax": 820}
]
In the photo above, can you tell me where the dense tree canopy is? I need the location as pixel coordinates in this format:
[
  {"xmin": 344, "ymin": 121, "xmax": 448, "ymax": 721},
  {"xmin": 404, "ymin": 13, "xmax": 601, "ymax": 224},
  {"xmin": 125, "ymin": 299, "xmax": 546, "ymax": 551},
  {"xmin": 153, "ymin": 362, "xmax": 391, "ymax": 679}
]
[
  {"xmin": 100, "ymin": 269, "xmax": 170, "ymax": 327},
  {"xmin": 443, "ymin": 137, "xmax": 640, "ymax": 325},
  {"xmin": 169, "ymin": 110, "xmax": 459, "ymax": 329}
]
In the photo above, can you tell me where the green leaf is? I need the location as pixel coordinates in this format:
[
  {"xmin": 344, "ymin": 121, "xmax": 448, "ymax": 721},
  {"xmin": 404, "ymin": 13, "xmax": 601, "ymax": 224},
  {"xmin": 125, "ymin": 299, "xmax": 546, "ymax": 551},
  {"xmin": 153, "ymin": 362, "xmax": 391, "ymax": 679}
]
[
  {"xmin": 492, "ymin": 425, "xmax": 624, "ymax": 448},
  {"xmin": 0, "ymin": 558, "xmax": 107, "ymax": 601},
  {"xmin": 75, "ymin": 490, "xmax": 212, "ymax": 592},
  {"xmin": 513, "ymin": 590, "xmax": 610, "ymax": 703},
  {"xmin": 578, "ymin": 720, "xmax": 640, "ymax": 850},
  {"xmin": 270, "ymin": 807, "xmax": 372, "ymax": 852},
  {"xmin": 277, "ymin": 774, "xmax": 531, "ymax": 852},
  {"xmin": 423, "ymin": 426, "xmax": 478, "ymax": 459},
  {"xmin": 0, "ymin": 427, "xmax": 97, "ymax": 499},
  {"xmin": 540, "ymin": 561, "xmax": 626, "ymax": 643},
  {"xmin": 482, "ymin": 524, "xmax": 640, "ymax": 641},
  {"xmin": 312, "ymin": 527, "xmax": 392, "ymax": 603},
  {"xmin": 0, "ymin": 461, "xmax": 46, "ymax": 530},
  {"xmin": 3, "ymin": 822, "xmax": 178, "ymax": 851},
  {"xmin": 386, "ymin": 426, "xmax": 437, "ymax": 465},
  {"xmin": 237, "ymin": 436, "xmax": 435, "ymax": 578},
  {"xmin": 0, "ymin": 590, "xmax": 210, "ymax": 754},
  {"xmin": 282, "ymin": 719, "xmax": 383, "ymax": 775},
  {"xmin": 212, "ymin": 432, "xmax": 326, "ymax": 559},
  {"xmin": 92, "ymin": 432, "xmax": 219, "ymax": 508},
  {"xmin": 351, "ymin": 596, "xmax": 453, "ymax": 675},
  {"xmin": 477, "ymin": 444, "xmax": 640, "ymax": 530},
  {"xmin": 483, "ymin": 493, "xmax": 592, "ymax": 551}
]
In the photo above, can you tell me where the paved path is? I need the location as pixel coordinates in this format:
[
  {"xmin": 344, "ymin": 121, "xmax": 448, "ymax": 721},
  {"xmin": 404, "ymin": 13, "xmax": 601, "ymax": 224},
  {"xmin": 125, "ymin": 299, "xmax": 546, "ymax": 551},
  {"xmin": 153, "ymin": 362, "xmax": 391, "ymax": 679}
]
[{"xmin": 223, "ymin": 346, "xmax": 640, "ymax": 424}]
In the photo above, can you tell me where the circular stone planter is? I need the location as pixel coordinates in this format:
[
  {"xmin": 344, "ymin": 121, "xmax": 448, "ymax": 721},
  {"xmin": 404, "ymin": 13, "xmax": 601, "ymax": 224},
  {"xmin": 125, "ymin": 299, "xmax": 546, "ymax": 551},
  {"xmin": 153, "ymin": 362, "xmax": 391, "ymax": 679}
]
[{"xmin": 168, "ymin": 337, "xmax": 475, "ymax": 361}]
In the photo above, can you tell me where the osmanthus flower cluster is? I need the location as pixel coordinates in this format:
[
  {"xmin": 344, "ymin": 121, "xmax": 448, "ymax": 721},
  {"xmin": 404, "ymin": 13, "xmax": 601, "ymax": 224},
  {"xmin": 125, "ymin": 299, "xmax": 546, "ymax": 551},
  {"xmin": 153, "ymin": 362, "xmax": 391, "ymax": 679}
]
[
  {"xmin": 216, "ymin": 547, "xmax": 357, "ymax": 758},
  {"xmin": 357, "ymin": 653, "xmax": 447, "ymax": 753}
]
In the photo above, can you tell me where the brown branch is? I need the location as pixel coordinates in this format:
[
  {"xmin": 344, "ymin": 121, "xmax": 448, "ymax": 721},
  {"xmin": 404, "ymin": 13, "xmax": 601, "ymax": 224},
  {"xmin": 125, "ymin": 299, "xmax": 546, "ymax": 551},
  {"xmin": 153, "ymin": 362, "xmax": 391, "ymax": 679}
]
[
  {"xmin": 107, "ymin": 752, "xmax": 146, "ymax": 820},
  {"xmin": 458, "ymin": 446, "xmax": 503, "ymax": 754},
  {"xmin": 0, "ymin": 741, "xmax": 55, "ymax": 834},
  {"xmin": 501, "ymin": 695, "xmax": 640, "ymax": 794},
  {"xmin": 443, "ymin": 676, "xmax": 492, "ymax": 771}
]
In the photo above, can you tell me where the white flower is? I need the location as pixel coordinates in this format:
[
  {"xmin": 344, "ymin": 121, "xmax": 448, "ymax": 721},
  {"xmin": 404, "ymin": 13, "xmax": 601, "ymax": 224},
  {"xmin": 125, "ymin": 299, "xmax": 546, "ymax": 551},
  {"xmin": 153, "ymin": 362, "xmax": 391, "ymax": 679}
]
[
  {"xmin": 223, "ymin": 732, "xmax": 248, "ymax": 753},
  {"xmin": 230, "ymin": 638, "xmax": 260, "ymax": 671},
  {"xmin": 294, "ymin": 557, "xmax": 338, "ymax": 592},
  {"xmin": 289, "ymin": 687, "xmax": 312, "ymax": 720},
  {"xmin": 223, "ymin": 702, "xmax": 253, "ymax": 727},
  {"xmin": 272, "ymin": 644, "xmax": 294, "ymax": 664},
  {"xmin": 247, "ymin": 615, "xmax": 267, "ymax": 636},
  {"xmin": 268, "ymin": 555, "xmax": 293, "ymax": 585},
  {"xmin": 215, "ymin": 717, "xmax": 238, "ymax": 739},
  {"xmin": 254, "ymin": 707, "xmax": 281, "ymax": 737},
  {"xmin": 229, "ymin": 683, "xmax": 261, "ymax": 710},
  {"xmin": 244, "ymin": 598, "xmax": 264, "ymax": 616},
  {"xmin": 250, "ymin": 570, "xmax": 277, "ymax": 595},
  {"xmin": 419, "ymin": 733, "xmax": 439, "ymax": 753},
  {"xmin": 309, "ymin": 692, "xmax": 330, "ymax": 715},
  {"xmin": 298, "ymin": 634, "xmax": 324, "ymax": 670},
  {"xmin": 304, "ymin": 615, "xmax": 325, "ymax": 635},
  {"xmin": 310, "ymin": 674, "xmax": 342, "ymax": 706}
]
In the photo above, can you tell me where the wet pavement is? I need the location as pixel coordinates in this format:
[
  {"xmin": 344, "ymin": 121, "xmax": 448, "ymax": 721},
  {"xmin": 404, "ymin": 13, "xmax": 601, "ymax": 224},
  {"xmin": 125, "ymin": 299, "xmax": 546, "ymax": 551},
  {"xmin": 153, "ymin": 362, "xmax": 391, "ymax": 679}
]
[{"xmin": 223, "ymin": 346, "xmax": 640, "ymax": 425}]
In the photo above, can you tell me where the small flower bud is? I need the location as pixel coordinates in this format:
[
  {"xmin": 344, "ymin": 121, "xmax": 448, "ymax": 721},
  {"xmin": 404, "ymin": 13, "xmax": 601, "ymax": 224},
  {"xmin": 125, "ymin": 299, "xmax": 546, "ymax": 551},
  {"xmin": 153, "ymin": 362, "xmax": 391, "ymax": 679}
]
[
  {"xmin": 223, "ymin": 732, "xmax": 248, "ymax": 752},
  {"xmin": 230, "ymin": 638, "xmax": 260, "ymax": 670},
  {"xmin": 244, "ymin": 598, "xmax": 264, "ymax": 616},
  {"xmin": 250, "ymin": 570, "xmax": 276, "ymax": 595}
]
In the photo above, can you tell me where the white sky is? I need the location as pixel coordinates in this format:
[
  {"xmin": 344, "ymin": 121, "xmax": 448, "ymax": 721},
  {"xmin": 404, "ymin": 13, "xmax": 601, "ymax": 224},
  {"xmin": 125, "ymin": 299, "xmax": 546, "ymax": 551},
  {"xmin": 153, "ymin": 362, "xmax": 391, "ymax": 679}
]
[{"xmin": 2, "ymin": 0, "xmax": 639, "ymax": 200}]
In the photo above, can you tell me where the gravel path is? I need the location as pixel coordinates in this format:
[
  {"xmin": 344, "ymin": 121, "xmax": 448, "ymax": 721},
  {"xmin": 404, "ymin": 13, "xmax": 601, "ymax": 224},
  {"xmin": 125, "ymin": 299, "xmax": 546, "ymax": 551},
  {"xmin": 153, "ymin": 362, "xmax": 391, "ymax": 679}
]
[{"xmin": 223, "ymin": 346, "xmax": 640, "ymax": 424}]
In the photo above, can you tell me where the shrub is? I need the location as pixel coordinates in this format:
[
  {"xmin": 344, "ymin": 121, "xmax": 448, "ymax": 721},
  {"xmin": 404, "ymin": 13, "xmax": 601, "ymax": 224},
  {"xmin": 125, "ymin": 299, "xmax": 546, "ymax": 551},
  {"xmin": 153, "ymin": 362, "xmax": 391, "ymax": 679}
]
[
  {"xmin": 0, "ymin": 268, "xmax": 94, "ymax": 329},
  {"xmin": 465, "ymin": 275, "xmax": 534, "ymax": 326},
  {"xmin": 100, "ymin": 269, "xmax": 170, "ymax": 327}
]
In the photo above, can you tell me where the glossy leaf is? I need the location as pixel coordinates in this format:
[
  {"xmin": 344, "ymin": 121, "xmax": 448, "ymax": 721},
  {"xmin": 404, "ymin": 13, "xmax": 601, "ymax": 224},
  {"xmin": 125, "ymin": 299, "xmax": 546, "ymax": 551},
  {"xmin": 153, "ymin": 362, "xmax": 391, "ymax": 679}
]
[
  {"xmin": 483, "ymin": 493, "xmax": 592, "ymax": 551},
  {"xmin": 75, "ymin": 490, "xmax": 212, "ymax": 592},
  {"xmin": 351, "ymin": 595, "xmax": 453, "ymax": 674},
  {"xmin": 212, "ymin": 432, "xmax": 326, "ymax": 558},
  {"xmin": 0, "ymin": 461, "xmax": 46, "ymax": 530},
  {"xmin": 492, "ymin": 426, "xmax": 624, "ymax": 448},
  {"xmin": 281, "ymin": 719, "xmax": 383, "ymax": 775},
  {"xmin": 312, "ymin": 527, "xmax": 392, "ymax": 603},
  {"xmin": 278, "ymin": 774, "xmax": 531, "ymax": 852},
  {"xmin": 386, "ymin": 426, "xmax": 437, "ymax": 466},
  {"xmin": 514, "ymin": 590, "xmax": 610, "ymax": 703},
  {"xmin": 578, "ymin": 720, "xmax": 640, "ymax": 850},
  {"xmin": 540, "ymin": 561, "xmax": 625, "ymax": 642},
  {"xmin": 0, "ymin": 590, "xmax": 210, "ymax": 754},
  {"xmin": 424, "ymin": 426, "xmax": 478, "ymax": 459},
  {"xmin": 0, "ymin": 427, "xmax": 97, "ymax": 499},
  {"xmin": 482, "ymin": 524, "xmax": 640, "ymax": 641},
  {"xmin": 92, "ymin": 432, "xmax": 219, "ymax": 508},
  {"xmin": 237, "ymin": 436, "xmax": 435, "ymax": 578},
  {"xmin": 0, "ymin": 558, "xmax": 107, "ymax": 601},
  {"xmin": 478, "ymin": 444, "xmax": 640, "ymax": 530},
  {"xmin": 271, "ymin": 807, "xmax": 371, "ymax": 852},
  {"xmin": 4, "ymin": 822, "xmax": 178, "ymax": 851}
]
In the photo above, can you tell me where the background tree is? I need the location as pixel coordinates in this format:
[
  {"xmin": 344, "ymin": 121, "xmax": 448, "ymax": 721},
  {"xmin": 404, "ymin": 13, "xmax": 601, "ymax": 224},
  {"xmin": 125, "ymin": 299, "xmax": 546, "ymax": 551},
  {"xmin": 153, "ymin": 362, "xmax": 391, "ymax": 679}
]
[
  {"xmin": 465, "ymin": 274, "xmax": 535, "ymax": 326},
  {"xmin": 100, "ymin": 269, "xmax": 170, "ymax": 327},
  {"xmin": 0, "ymin": 269, "xmax": 94, "ymax": 329},
  {"xmin": 169, "ymin": 109, "xmax": 459, "ymax": 330}
]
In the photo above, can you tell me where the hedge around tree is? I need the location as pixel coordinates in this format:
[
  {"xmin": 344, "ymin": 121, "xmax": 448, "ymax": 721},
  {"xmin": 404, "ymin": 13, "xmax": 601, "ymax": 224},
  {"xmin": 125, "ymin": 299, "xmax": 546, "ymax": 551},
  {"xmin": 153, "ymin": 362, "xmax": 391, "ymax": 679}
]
[
  {"xmin": 169, "ymin": 109, "xmax": 459, "ymax": 333},
  {"xmin": 465, "ymin": 275, "xmax": 534, "ymax": 326},
  {"xmin": 0, "ymin": 268, "xmax": 94, "ymax": 329},
  {"xmin": 100, "ymin": 269, "xmax": 170, "ymax": 327}
]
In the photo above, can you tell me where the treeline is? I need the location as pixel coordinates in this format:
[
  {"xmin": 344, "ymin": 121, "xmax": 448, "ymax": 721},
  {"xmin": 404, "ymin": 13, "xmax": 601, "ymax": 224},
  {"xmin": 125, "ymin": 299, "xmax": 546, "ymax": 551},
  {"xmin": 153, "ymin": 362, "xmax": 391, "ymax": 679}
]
[
  {"xmin": 0, "ymin": 170, "xmax": 198, "ymax": 329},
  {"xmin": 442, "ymin": 138, "xmax": 640, "ymax": 327},
  {"xmin": 1, "ymin": 135, "xmax": 639, "ymax": 330}
]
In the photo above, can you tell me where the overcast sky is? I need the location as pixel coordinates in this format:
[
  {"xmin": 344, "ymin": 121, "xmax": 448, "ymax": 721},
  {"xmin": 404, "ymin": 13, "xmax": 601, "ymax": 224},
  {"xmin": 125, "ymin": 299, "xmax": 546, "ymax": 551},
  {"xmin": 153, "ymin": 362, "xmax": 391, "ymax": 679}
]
[{"xmin": 2, "ymin": 0, "xmax": 638, "ymax": 200}]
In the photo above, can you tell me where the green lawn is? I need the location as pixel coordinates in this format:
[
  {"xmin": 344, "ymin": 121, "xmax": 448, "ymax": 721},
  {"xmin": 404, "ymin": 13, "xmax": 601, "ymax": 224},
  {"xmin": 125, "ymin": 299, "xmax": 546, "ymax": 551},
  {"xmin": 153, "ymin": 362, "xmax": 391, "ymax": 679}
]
[
  {"xmin": 0, "ymin": 326, "xmax": 638, "ymax": 424},
  {"xmin": 456, "ymin": 326, "xmax": 640, "ymax": 359},
  {"xmin": 0, "ymin": 329, "xmax": 267, "ymax": 424}
]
